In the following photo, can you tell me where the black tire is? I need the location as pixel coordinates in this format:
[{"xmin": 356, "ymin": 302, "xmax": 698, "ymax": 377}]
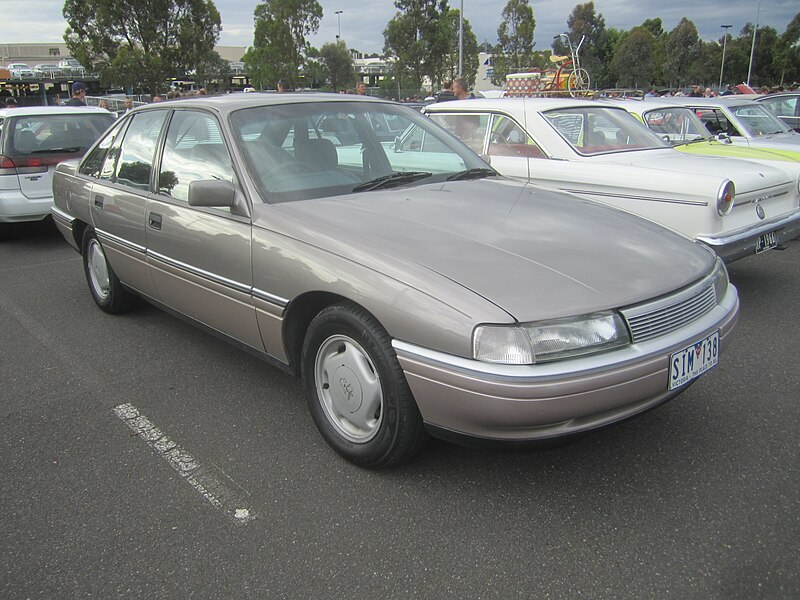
[
  {"xmin": 301, "ymin": 302, "xmax": 428, "ymax": 468},
  {"xmin": 81, "ymin": 227, "xmax": 137, "ymax": 314}
]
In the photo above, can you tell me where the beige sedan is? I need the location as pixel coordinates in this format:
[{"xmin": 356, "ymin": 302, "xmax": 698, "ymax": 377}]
[{"xmin": 51, "ymin": 94, "xmax": 738, "ymax": 467}]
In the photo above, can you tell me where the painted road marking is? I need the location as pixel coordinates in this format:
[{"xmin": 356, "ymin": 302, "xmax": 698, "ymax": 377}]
[{"xmin": 113, "ymin": 403, "xmax": 255, "ymax": 524}]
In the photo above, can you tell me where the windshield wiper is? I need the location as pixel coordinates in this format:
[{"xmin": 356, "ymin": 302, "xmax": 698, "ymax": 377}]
[
  {"xmin": 672, "ymin": 137, "xmax": 708, "ymax": 147},
  {"xmin": 32, "ymin": 147, "xmax": 81, "ymax": 153},
  {"xmin": 446, "ymin": 167, "xmax": 497, "ymax": 181},
  {"xmin": 352, "ymin": 171, "xmax": 432, "ymax": 192}
]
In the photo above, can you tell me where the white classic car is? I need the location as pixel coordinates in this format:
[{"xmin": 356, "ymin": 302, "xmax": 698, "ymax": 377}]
[{"xmin": 422, "ymin": 98, "xmax": 800, "ymax": 262}]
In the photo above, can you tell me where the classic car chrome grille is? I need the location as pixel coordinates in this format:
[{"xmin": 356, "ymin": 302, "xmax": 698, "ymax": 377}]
[{"xmin": 623, "ymin": 284, "xmax": 717, "ymax": 343}]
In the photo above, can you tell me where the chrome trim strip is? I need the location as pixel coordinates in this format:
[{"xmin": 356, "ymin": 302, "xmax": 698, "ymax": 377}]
[
  {"xmin": 696, "ymin": 209, "xmax": 800, "ymax": 246},
  {"xmin": 252, "ymin": 288, "xmax": 289, "ymax": 307},
  {"xmin": 50, "ymin": 206, "xmax": 75, "ymax": 224},
  {"xmin": 734, "ymin": 190, "xmax": 789, "ymax": 207},
  {"xmin": 562, "ymin": 188, "xmax": 707, "ymax": 206},
  {"xmin": 147, "ymin": 249, "xmax": 251, "ymax": 294},
  {"xmin": 96, "ymin": 228, "xmax": 146, "ymax": 254},
  {"xmin": 620, "ymin": 267, "xmax": 717, "ymax": 319},
  {"xmin": 393, "ymin": 285, "xmax": 738, "ymax": 381}
]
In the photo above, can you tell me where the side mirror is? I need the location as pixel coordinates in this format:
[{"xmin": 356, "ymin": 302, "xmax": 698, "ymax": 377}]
[
  {"xmin": 393, "ymin": 135, "xmax": 401, "ymax": 152},
  {"xmin": 479, "ymin": 154, "xmax": 492, "ymax": 165},
  {"xmin": 188, "ymin": 180, "xmax": 236, "ymax": 208},
  {"xmin": 715, "ymin": 133, "xmax": 731, "ymax": 144}
]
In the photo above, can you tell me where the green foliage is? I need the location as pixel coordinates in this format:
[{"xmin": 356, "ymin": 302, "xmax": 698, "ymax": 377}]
[
  {"xmin": 610, "ymin": 26, "xmax": 655, "ymax": 88},
  {"xmin": 319, "ymin": 41, "xmax": 356, "ymax": 91},
  {"xmin": 663, "ymin": 18, "xmax": 701, "ymax": 86},
  {"xmin": 441, "ymin": 8, "xmax": 479, "ymax": 87},
  {"xmin": 492, "ymin": 0, "xmax": 536, "ymax": 84},
  {"xmin": 244, "ymin": 0, "xmax": 322, "ymax": 90},
  {"xmin": 555, "ymin": 2, "xmax": 612, "ymax": 88},
  {"xmin": 62, "ymin": 0, "xmax": 222, "ymax": 94}
]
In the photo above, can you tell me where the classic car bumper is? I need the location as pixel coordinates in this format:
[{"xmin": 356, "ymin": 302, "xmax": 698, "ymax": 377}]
[
  {"xmin": 697, "ymin": 209, "xmax": 800, "ymax": 263},
  {"xmin": 51, "ymin": 206, "xmax": 81, "ymax": 251},
  {"xmin": 393, "ymin": 286, "xmax": 739, "ymax": 443}
]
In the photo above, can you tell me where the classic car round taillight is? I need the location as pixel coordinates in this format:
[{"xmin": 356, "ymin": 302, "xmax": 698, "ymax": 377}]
[{"xmin": 716, "ymin": 180, "xmax": 735, "ymax": 216}]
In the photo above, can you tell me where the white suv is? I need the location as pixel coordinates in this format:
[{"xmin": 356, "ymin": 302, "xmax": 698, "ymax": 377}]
[{"xmin": 0, "ymin": 106, "xmax": 115, "ymax": 240}]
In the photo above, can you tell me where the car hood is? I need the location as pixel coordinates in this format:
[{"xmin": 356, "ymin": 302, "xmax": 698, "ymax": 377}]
[
  {"xmin": 598, "ymin": 149, "xmax": 789, "ymax": 191},
  {"xmin": 259, "ymin": 179, "xmax": 714, "ymax": 321}
]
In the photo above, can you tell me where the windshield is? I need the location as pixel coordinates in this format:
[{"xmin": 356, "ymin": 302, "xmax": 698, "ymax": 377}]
[
  {"xmin": 642, "ymin": 107, "xmax": 710, "ymax": 144},
  {"xmin": 230, "ymin": 101, "xmax": 486, "ymax": 202},
  {"xmin": 730, "ymin": 104, "xmax": 792, "ymax": 136},
  {"xmin": 542, "ymin": 106, "xmax": 668, "ymax": 155}
]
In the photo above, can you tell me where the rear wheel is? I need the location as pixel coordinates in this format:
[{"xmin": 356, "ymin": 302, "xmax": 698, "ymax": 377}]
[
  {"xmin": 301, "ymin": 302, "xmax": 428, "ymax": 468},
  {"xmin": 81, "ymin": 228, "xmax": 137, "ymax": 314}
]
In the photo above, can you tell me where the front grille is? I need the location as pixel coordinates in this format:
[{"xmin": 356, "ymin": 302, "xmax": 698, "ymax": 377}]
[{"xmin": 623, "ymin": 284, "xmax": 717, "ymax": 343}]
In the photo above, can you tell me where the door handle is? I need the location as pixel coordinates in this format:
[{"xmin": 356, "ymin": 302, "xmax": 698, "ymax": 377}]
[
  {"xmin": 148, "ymin": 212, "xmax": 162, "ymax": 230},
  {"xmin": 94, "ymin": 195, "xmax": 104, "ymax": 209}
]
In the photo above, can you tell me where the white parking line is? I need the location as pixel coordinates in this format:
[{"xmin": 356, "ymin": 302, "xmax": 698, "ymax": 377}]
[{"xmin": 113, "ymin": 403, "xmax": 255, "ymax": 524}]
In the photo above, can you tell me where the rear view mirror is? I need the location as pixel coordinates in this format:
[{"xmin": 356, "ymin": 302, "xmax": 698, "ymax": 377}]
[{"xmin": 188, "ymin": 180, "xmax": 236, "ymax": 208}]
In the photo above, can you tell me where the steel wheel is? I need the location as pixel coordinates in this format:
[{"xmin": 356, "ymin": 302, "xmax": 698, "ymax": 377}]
[
  {"xmin": 314, "ymin": 334, "xmax": 383, "ymax": 443},
  {"xmin": 302, "ymin": 301, "xmax": 428, "ymax": 468},
  {"xmin": 86, "ymin": 238, "xmax": 110, "ymax": 300}
]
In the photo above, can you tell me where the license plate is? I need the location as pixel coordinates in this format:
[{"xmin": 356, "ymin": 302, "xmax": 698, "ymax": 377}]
[
  {"xmin": 669, "ymin": 331, "xmax": 719, "ymax": 390},
  {"xmin": 755, "ymin": 230, "xmax": 777, "ymax": 253}
]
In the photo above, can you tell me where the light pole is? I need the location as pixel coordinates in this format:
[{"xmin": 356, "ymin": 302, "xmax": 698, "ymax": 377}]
[
  {"xmin": 719, "ymin": 24, "xmax": 732, "ymax": 90},
  {"xmin": 335, "ymin": 10, "xmax": 343, "ymax": 41},
  {"xmin": 746, "ymin": 0, "xmax": 760, "ymax": 87},
  {"xmin": 458, "ymin": 0, "xmax": 463, "ymax": 78}
]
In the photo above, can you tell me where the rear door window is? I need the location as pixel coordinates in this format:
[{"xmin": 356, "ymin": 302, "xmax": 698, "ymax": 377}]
[{"xmin": 114, "ymin": 110, "xmax": 168, "ymax": 191}]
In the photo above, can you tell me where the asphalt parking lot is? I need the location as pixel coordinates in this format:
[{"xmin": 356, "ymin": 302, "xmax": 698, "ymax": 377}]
[{"xmin": 1, "ymin": 220, "xmax": 799, "ymax": 599}]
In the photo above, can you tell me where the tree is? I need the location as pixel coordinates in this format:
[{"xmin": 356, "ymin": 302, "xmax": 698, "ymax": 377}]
[
  {"xmin": 492, "ymin": 0, "xmax": 535, "ymax": 84},
  {"xmin": 610, "ymin": 26, "xmax": 655, "ymax": 88},
  {"xmin": 554, "ymin": 2, "xmax": 612, "ymax": 88},
  {"xmin": 384, "ymin": 0, "xmax": 452, "ymax": 91},
  {"xmin": 243, "ymin": 0, "xmax": 322, "ymax": 90},
  {"xmin": 63, "ymin": 0, "xmax": 222, "ymax": 94},
  {"xmin": 318, "ymin": 41, "xmax": 356, "ymax": 92},
  {"xmin": 663, "ymin": 18, "xmax": 701, "ymax": 87}
]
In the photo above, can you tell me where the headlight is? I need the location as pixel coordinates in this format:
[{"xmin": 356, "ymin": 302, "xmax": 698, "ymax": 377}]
[
  {"xmin": 717, "ymin": 179, "xmax": 735, "ymax": 216},
  {"xmin": 711, "ymin": 257, "xmax": 729, "ymax": 302},
  {"xmin": 473, "ymin": 311, "xmax": 631, "ymax": 365}
]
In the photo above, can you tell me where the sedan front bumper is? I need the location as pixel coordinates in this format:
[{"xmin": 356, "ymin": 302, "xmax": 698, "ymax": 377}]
[{"xmin": 393, "ymin": 286, "xmax": 739, "ymax": 442}]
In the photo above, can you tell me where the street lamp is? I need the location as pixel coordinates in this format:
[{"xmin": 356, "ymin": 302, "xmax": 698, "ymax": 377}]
[
  {"xmin": 458, "ymin": 0, "xmax": 463, "ymax": 77},
  {"xmin": 335, "ymin": 10, "xmax": 343, "ymax": 41},
  {"xmin": 719, "ymin": 24, "xmax": 732, "ymax": 90},
  {"xmin": 746, "ymin": 0, "xmax": 761, "ymax": 87}
]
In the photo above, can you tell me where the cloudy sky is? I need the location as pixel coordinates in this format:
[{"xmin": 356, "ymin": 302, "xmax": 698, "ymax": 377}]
[{"xmin": 3, "ymin": 0, "xmax": 797, "ymax": 54}]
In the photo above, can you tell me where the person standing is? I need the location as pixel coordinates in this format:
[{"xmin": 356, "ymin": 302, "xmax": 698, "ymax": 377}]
[
  {"xmin": 65, "ymin": 82, "xmax": 88, "ymax": 106},
  {"xmin": 452, "ymin": 78, "xmax": 472, "ymax": 100},
  {"xmin": 356, "ymin": 81, "xmax": 366, "ymax": 95}
]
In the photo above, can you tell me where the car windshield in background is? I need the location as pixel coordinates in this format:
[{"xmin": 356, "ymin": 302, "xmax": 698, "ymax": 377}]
[
  {"xmin": 542, "ymin": 106, "xmax": 668, "ymax": 155},
  {"xmin": 731, "ymin": 104, "xmax": 792, "ymax": 136},
  {"xmin": 7, "ymin": 114, "xmax": 115, "ymax": 156},
  {"xmin": 642, "ymin": 107, "xmax": 712, "ymax": 144},
  {"xmin": 230, "ymin": 101, "xmax": 487, "ymax": 203}
]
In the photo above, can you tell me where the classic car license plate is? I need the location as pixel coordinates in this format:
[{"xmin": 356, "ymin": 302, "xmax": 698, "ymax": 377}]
[
  {"xmin": 755, "ymin": 230, "xmax": 777, "ymax": 253},
  {"xmin": 669, "ymin": 331, "xmax": 719, "ymax": 390}
]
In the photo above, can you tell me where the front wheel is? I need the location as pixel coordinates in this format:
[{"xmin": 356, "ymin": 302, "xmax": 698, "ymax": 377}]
[
  {"xmin": 568, "ymin": 68, "xmax": 592, "ymax": 97},
  {"xmin": 81, "ymin": 228, "xmax": 137, "ymax": 314},
  {"xmin": 301, "ymin": 302, "xmax": 428, "ymax": 468}
]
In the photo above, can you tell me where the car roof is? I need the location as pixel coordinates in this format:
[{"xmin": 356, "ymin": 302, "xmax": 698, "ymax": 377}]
[
  {"xmin": 127, "ymin": 92, "xmax": 395, "ymax": 117},
  {"xmin": 654, "ymin": 96, "xmax": 761, "ymax": 107},
  {"xmin": 0, "ymin": 106, "xmax": 114, "ymax": 118},
  {"xmin": 601, "ymin": 99, "xmax": 686, "ymax": 113},
  {"xmin": 424, "ymin": 97, "xmax": 604, "ymax": 112}
]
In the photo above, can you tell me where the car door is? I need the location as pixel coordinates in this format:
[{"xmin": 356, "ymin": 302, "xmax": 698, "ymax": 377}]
[
  {"xmin": 146, "ymin": 108, "xmax": 263, "ymax": 352},
  {"xmin": 87, "ymin": 111, "xmax": 168, "ymax": 297}
]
